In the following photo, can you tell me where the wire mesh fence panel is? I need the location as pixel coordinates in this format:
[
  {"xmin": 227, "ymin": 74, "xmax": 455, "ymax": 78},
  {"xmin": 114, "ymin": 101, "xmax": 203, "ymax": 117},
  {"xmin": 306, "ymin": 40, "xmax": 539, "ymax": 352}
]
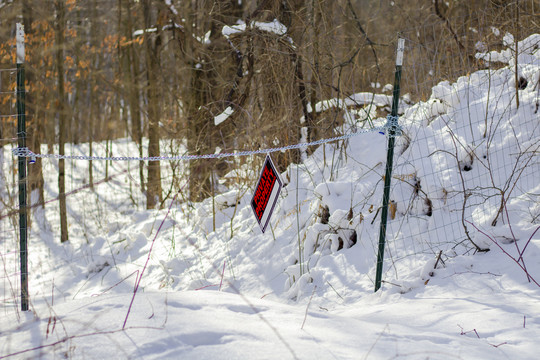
[
  {"xmin": 377, "ymin": 31, "xmax": 540, "ymax": 284},
  {"xmin": 0, "ymin": 15, "xmax": 538, "ymax": 315}
]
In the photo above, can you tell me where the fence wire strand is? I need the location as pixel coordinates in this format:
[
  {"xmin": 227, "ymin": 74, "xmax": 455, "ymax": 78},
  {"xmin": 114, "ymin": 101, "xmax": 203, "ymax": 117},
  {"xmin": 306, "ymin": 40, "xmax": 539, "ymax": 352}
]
[{"xmin": 11, "ymin": 124, "xmax": 393, "ymax": 162}]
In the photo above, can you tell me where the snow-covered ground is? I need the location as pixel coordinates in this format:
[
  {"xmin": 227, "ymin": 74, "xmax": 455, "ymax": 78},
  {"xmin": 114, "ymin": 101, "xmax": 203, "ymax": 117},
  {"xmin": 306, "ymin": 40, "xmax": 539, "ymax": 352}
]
[{"xmin": 1, "ymin": 35, "xmax": 539, "ymax": 359}]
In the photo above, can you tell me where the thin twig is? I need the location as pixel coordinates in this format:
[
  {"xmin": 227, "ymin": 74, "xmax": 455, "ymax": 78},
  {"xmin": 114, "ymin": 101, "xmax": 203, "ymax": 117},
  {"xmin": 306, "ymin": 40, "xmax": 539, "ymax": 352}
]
[
  {"xmin": 381, "ymin": 280, "xmax": 401, "ymax": 288},
  {"xmin": 434, "ymin": 250, "xmax": 443, "ymax": 270},
  {"xmin": 326, "ymin": 281, "xmax": 344, "ymax": 300},
  {"xmin": 91, "ymin": 270, "xmax": 139, "ymax": 297},
  {"xmin": 505, "ymin": 205, "xmax": 531, "ymax": 282},
  {"xmin": 123, "ymin": 192, "xmax": 180, "ymax": 329},
  {"xmin": 0, "ymin": 326, "xmax": 163, "ymax": 359},
  {"xmin": 466, "ymin": 220, "xmax": 540, "ymax": 287},
  {"xmin": 219, "ymin": 261, "xmax": 226, "ymax": 291},
  {"xmin": 301, "ymin": 285, "xmax": 317, "ymax": 330}
]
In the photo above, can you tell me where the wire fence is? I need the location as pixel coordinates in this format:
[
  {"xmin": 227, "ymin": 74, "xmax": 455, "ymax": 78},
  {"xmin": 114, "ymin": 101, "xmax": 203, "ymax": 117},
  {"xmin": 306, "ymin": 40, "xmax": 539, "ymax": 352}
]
[
  {"xmin": 282, "ymin": 33, "xmax": 540, "ymax": 292},
  {"xmin": 377, "ymin": 32, "xmax": 540, "ymax": 284},
  {"xmin": 1, "ymin": 28, "xmax": 539, "ymax": 319},
  {"xmin": 10, "ymin": 123, "xmax": 392, "ymax": 162}
]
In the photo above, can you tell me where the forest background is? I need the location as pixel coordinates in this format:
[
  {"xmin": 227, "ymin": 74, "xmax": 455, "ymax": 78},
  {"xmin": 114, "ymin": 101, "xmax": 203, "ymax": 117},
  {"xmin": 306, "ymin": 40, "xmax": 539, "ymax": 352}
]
[{"xmin": 0, "ymin": 0, "xmax": 539, "ymax": 243}]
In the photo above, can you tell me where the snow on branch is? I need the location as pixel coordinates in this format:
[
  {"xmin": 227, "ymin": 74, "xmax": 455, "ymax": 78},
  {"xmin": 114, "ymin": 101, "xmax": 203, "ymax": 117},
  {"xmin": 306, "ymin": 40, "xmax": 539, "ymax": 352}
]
[
  {"xmin": 133, "ymin": 23, "xmax": 183, "ymax": 37},
  {"xmin": 222, "ymin": 19, "xmax": 288, "ymax": 39},
  {"xmin": 214, "ymin": 106, "xmax": 234, "ymax": 126},
  {"xmin": 308, "ymin": 92, "xmax": 413, "ymax": 114},
  {"xmin": 475, "ymin": 33, "xmax": 540, "ymax": 65}
]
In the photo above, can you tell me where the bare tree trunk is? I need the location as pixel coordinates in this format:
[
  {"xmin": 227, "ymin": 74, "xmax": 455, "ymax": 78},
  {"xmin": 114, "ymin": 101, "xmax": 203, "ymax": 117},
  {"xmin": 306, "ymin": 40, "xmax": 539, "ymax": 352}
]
[
  {"xmin": 71, "ymin": 6, "xmax": 83, "ymax": 145},
  {"xmin": 87, "ymin": 0, "xmax": 102, "ymax": 190},
  {"xmin": 143, "ymin": 0, "xmax": 162, "ymax": 209},
  {"xmin": 184, "ymin": 7, "xmax": 212, "ymax": 202},
  {"xmin": 123, "ymin": 0, "xmax": 145, "ymax": 194},
  {"xmin": 55, "ymin": 0, "xmax": 68, "ymax": 243}
]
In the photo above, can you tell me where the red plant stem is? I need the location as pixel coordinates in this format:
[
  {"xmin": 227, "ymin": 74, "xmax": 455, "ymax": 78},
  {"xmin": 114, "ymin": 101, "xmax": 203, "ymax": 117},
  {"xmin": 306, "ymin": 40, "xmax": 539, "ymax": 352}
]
[
  {"xmin": 0, "ymin": 251, "xmax": 18, "ymax": 256},
  {"xmin": 466, "ymin": 220, "xmax": 540, "ymax": 287},
  {"xmin": 0, "ymin": 272, "xmax": 21, "ymax": 279},
  {"xmin": 92, "ymin": 270, "xmax": 139, "ymax": 297},
  {"xmin": 123, "ymin": 192, "xmax": 180, "ymax": 329},
  {"xmin": 505, "ymin": 205, "xmax": 531, "ymax": 282},
  {"xmin": 519, "ymin": 226, "xmax": 540, "ymax": 262},
  {"xmin": 194, "ymin": 284, "xmax": 219, "ymax": 291},
  {"xmin": 0, "ymin": 326, "xmax": 163, "ymax": 359}
]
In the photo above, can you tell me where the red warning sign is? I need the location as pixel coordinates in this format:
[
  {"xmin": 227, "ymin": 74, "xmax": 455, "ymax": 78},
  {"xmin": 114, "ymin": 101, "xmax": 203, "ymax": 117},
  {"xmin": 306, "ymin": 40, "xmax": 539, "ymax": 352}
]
[{"xmin": 251, "ymin": 155, "xmax": 283, "ymax": 233}]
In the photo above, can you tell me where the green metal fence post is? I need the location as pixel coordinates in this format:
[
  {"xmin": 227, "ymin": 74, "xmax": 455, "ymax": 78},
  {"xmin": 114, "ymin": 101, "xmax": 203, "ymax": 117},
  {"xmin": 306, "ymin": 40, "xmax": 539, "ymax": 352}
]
[
  {"xmin": 374, "ymin": 38, "xmax": 405, "ymax": 292},
  {"xmin": 16, "ymin": 23, "xmax": 29, "ymax": 311}
]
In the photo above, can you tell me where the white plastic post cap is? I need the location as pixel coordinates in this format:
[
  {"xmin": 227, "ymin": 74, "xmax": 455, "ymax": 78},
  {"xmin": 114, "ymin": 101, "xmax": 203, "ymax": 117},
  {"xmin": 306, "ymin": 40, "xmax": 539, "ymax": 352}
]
[
  {"xmin": 16, "ymin": 23, "xmax": 25, "ymax": 64},
  {"xmin": 396, "ymin": 38, "xmax": 405, "ymax": 66}
]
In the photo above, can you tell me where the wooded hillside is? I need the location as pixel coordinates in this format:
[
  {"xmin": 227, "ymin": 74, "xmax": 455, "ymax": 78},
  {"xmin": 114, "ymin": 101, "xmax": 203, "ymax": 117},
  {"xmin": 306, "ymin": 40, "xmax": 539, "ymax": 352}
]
[{"xmin": 1, "ymin": 0, "xmax": 538, "ymax": 209}]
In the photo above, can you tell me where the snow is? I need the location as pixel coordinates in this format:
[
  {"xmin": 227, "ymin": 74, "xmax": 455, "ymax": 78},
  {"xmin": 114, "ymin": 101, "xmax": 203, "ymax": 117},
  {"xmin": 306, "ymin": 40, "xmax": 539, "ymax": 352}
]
[
  {"xmin": 503, "ymin": 33, "xmax": 515, "ymax": 47},
  {"xmin": 214, "ymin": 106, "xmax": 234, "ymax": 126},
  {"xmin": 132, "ymin": 28, "xmax": 157, "ymax": 37},
  {"xmin": 133, "ymin": 23, "xmax": 183, "ymax": 38},
  {"xmin": 1, "ymin": 34, "xmax": 540, "ymax": 359},
  {"xmin": 164, "ymin": 0, "xmax": 178, "ymax": 16},
  {"xmin": 476, "ymin": 33, "xmax": 540, "ymax": 66},
  {"xmin": 222, "ymin": 19, "xmax": 288, "ymax": 39},
  {"xmin": 309, "ymin": 92, "xmax": 409, "ymax": 115}
]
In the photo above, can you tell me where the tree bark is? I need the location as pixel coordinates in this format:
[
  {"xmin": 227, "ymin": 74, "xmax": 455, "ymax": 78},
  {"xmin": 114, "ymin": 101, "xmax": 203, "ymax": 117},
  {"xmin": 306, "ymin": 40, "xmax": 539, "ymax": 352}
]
[
  {"xmin": 128, "ymin": 0, "xmax": 145, "ymax": 194},
  {"xmin": 55, "ymin": 0, "xmax": 68, "ymax": 243},
  {"xmin": 122, "ymin": 0, "xmax": 145, "ymax": 194},
  {"xmin": 143, "ymin": 0, "xmax": 162, "ymax": 209}
]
